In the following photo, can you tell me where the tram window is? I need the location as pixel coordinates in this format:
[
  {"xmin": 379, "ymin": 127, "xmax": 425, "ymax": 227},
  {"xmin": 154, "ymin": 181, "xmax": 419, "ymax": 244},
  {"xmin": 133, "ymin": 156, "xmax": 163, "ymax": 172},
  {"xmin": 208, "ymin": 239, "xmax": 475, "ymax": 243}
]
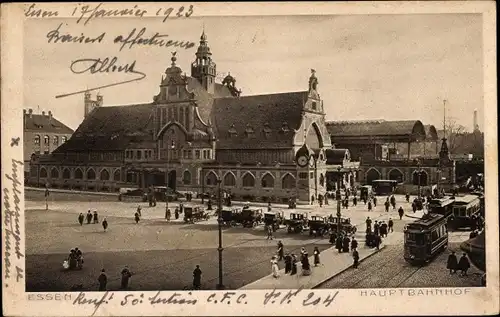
[
  {"xmin": 431, "ymin": 229, "xmax": 439, "ymax": 240},
  {"xmin": 415, "ymin": 235, "xmax": 424, "ymax": 245}
]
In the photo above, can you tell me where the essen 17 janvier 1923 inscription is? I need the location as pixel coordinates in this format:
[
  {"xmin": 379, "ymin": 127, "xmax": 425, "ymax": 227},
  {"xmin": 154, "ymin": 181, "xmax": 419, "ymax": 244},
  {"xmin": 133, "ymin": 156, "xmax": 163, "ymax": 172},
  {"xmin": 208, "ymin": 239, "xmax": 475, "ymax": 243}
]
[{"xmin": 25, "ymin": 3, "xmax": 196, "ymax": 98}]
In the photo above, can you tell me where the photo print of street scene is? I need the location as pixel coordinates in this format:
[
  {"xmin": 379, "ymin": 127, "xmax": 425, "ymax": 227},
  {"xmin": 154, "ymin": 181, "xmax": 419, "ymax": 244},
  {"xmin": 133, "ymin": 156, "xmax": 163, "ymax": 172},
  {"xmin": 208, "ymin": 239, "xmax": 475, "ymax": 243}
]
[{"xmin": 24, "ymin": 12, "xmax": 486, "ymax": 292}]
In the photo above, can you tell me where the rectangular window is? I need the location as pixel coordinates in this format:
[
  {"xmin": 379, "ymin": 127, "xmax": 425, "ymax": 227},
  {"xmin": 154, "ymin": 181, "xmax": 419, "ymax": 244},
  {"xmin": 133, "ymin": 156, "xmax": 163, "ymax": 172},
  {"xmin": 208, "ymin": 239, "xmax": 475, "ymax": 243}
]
[
  {"xmin": 195, "ymin": 150, "xmax": 200, "ymax": 159},
  {"xmin": 137, "ymin": 150, "xmax": 142, "ymax": 160},
  {"xmin": 188, "ymin": 150, "xmax": 193, "ymax": 159},
  {"xmin": 44, "ymin": 150, "xmax": 49, "ymax": 155},
  {"xmin": 312, "ymin": 101, "xmax": 317, "ymax": 110},
  {"xmin": 299, "ymin": 172, "xmax": 308, "ymax": 179},
  {"xmin": 310, "ymin": 172, "xmax": 314, "ymax": 179}
]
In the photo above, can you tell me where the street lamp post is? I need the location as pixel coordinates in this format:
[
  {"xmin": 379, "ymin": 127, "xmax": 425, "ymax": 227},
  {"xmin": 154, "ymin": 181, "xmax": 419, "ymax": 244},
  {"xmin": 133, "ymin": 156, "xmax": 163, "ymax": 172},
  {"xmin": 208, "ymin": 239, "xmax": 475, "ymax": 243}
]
[
  {"xmin": 165, "ymin": 141, "xmax": 175, "ymax": 214},
  {"xmin": 216, "ymin": 178, "xmax": 225, "ymax": 290},
  {"xmin": 436, "ymin": 168, "xmax": 441, "ymax": 198},
  {"xmin": 336, "ymin": 167, "xmax": 342, "ymax": 233}
]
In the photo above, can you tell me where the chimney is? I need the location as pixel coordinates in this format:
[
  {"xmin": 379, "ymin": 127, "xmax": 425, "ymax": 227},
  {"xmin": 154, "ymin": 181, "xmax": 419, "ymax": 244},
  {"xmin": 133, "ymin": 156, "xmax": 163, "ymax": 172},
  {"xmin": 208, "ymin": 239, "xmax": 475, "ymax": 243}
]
[
  {"xmin": 473, "ymin": 109, "xmax": 479, "ymax": 131},
  {"xmin": 28, "ymin": 108, "xmax": 33, "ymax": 118},
  {"xmin": 42, "ymin": 111, "xmax": 46, "ymax": 116},
  {"xmin": 96, "ymin": 93, "xmax": 103, "ymax": 107},
  {"xmin": 48, "ymin": 111, "xmax": 53, "ymax": 122}
]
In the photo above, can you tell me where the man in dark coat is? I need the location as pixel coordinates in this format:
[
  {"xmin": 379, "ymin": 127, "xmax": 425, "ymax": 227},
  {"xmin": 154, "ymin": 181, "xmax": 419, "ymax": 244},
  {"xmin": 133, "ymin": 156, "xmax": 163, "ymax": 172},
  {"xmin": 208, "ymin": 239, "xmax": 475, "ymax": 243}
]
[
  {"xmin": 102, "ymin": 217, "xmax": 108, "ymax": 232},
  {"xmin": 405, "ymin": 193, "xmax": 410, "ymax": 202},
  {"xmin": 284, "ymin": 254, "xmax": 292, "ymax": 274},
  {"xmin": 193, "ymin": 265, "xmax": 202, "ymax": 290},
  {"xmin": 86, "ymin": 210, "xmax": 93, "ymax": 224},
  {"xmin": 93, "ymin": 210, "xmax": 99, "ymax": 224},
  {"xmin": 380, "ymin": 221, "xmax": 388, "ymax": 237},
  {"xmin": 352, "ymin": 249, "xmax": 360, "ymax": 268},
  {"xmin": 277, "ymin": 241, "xmax": 284, "ymax": 261},
  {"xmin": 353, "ymin": 196, "xmax": 357, "ymax": 206},
  {"xmin": 98, "ymin": 269, "xmax": 107, "ymax": 291},
  {"xmin": 207, "ymin": 199, "xmax": 212, "ymax": 210},
  {"xmin": 335, "ymin": 235, "xmax": 343, "ymax": 253},
  {"xmin": 365, "ymin": 217, "xmax": 372, "ymax": 233},
  {"xmin": 458, "ymin": 253, "xmax": 471, "ymax": 276},
  {"xmin": 388, "ymin": 218, "xmax": 394, "ymax": 233},
  {"xmin": 78, "ymin": 213, "xmax": 84, "ymax": 226},
  {"xmin": 384, "ymin": 200, "xmax": 390, "ymax": 212},
  {"xmin": 399, "ymin": 206, "xmax": 405, "ymax": 219},
  {"xmin": 120, "ymin": 266, "xmax": 132, "ymax": 289},
  {"xmin": 447, "ymin": 251, "xmax": 458, "ymax": 274},
  {"xmin": 373, "ymin": 196, "xmax": 377, "ymax": 207},
  {"xmin": 351, "ymin": 237, "xmax": 358, "ymax": 251},
  {"xmin": 390, "ymin": 195, "xmax": 396, "ymax": 209},
  {"xmin": 134, "ymin": 212, "xmax": 140, "ymax": 224},
  {"xmin": 367, "ymin": 200, "xmax": 372, "ymax": 211},
  {"xmin": 342, "ymin": 236, "xmax": 350, "ymax": 253},
  {"xmin": 374, "ymin": 221, "xmax": 380, "ymax": 236},
  {"xmin": 290, "ymin": 254, "xmax": 298, "ymax": 275},
  {"xmin": 374, "ymin": 234, "xmax": 382, "ymax": 250}
]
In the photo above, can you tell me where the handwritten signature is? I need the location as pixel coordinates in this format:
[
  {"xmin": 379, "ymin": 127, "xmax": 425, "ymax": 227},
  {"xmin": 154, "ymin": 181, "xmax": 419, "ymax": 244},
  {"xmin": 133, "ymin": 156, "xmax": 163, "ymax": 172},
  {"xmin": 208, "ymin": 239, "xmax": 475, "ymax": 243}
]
[
  {"xmin": 3, "ymin": 159, "xmax": 25, "ymax": 286},
  {"xmin": 56, "ymin": 57, "xmax": 146, "ymax": 98}
]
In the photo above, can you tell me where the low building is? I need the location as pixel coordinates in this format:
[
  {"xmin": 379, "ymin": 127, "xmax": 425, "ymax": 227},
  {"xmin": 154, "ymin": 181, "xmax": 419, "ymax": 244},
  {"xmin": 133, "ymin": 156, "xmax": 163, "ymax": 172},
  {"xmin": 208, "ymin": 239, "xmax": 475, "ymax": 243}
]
[
  {"xmin": 29, "ymin": 32, "xmax": 359, "ymax": 203},
  {"xmin": 23, "ymin": 109, "xmax": 74, "ymax": 181}
]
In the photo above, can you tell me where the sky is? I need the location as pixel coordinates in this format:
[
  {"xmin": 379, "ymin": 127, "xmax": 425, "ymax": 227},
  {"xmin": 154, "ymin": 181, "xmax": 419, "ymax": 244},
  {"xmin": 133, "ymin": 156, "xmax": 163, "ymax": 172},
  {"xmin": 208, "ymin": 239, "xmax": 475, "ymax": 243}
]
[{"xmin": 24, "ymin": 13, "xmax": 484, "ymax": 132}]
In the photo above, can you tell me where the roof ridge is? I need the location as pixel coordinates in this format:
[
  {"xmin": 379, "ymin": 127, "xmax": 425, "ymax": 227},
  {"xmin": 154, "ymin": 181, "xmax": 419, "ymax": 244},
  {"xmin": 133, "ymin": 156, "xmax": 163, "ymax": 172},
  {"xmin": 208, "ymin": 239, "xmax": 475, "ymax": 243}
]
[{"xmin": 215, "ymin": 90, "xmax": 308, "ymax": 100}]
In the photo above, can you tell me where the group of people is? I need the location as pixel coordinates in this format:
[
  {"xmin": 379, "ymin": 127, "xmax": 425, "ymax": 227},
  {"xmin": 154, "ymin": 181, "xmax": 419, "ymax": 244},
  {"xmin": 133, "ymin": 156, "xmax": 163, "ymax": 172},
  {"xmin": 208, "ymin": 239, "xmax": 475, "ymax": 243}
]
[
  {"xmin": 96, "ymin": 265, "xmax": 133, "ymax": 291},
  {"xmin": 272, "ymin": 244, "xmax": 318, "ymax": 278},
  {"xmin": 446, "ymin": 251, "xmax": 471, "ymax": 277},
  {"xmin": 64, "ymin": 248, "xmax": 84, "ymax": 270},
  {"xmin": 78, "ymin": 210, "xmax": 108, "ymax": 231}
]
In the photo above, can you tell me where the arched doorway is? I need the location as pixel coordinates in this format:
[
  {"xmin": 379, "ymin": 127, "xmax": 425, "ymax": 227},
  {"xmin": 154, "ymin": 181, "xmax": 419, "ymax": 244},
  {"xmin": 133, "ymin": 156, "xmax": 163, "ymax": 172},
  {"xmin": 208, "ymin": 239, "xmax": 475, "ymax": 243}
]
[
  {"xmin": 167, "ymin": 170, "xmax": 177, "ymax": 190},
  {"xmin": 412, "ymin": 170, "xmax": 428, "ymax": 186},
  {"xmin": 388, "ymin": 169, "xmax": 404, "ymax": 183},
  {"xmin": 366, "ymin": 168, "xmax": 381, "ymax": 185}
]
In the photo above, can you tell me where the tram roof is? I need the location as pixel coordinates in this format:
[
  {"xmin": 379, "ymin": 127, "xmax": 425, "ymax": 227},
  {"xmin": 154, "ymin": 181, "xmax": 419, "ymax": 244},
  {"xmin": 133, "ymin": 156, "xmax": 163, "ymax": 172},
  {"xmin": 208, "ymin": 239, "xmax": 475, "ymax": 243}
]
[
  {"xmin": 453, "ymin": 195, "xmax": 480, "ymax": 204},
  {"xmin": 407, "ymin": 213, "xmax": 446, "ymax": 229}
]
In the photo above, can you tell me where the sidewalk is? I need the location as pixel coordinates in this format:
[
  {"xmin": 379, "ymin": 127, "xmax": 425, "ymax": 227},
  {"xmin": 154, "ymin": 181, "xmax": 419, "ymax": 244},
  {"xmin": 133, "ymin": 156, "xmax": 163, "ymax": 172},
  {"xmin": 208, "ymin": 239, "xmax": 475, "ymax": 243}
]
[{"xmin": 239, "ymin": 232, "xmax": 403, "ymax": 290}]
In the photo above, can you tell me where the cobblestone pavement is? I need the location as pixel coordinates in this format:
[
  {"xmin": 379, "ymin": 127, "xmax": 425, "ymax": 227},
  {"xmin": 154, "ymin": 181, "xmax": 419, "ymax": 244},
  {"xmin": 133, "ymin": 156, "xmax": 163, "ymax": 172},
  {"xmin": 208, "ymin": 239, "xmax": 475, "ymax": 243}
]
[{"xmin": 316, "ymin": 242, "xmax": 483, "ymax": 289}]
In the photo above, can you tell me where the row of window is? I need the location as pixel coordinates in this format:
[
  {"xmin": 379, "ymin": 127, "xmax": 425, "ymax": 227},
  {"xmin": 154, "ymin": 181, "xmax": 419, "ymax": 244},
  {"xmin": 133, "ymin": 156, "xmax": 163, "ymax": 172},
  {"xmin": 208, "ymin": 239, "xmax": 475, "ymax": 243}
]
[
  {"xmin": 205, "ymin": 171, "xmax": 297, "ymax": 189},
  {"xmin": 125, "ymin": 150, "xmax": 154, "ymax": 160},
  {"xmin": 38, "ymin": 167, "xmax": 121, "ymax": 181},
  {"xmin": 33, "ymin": 135, "xmax": 67, "ymax": 146},
  {"xmin": 160, "ymin": 148, "xmax": 212, "ymax": 160}
]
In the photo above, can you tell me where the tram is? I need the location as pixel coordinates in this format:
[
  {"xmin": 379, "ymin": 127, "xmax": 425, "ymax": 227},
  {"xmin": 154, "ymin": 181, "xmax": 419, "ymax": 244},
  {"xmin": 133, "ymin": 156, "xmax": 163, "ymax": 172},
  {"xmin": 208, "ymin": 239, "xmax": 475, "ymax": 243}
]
[
  {"xmin": 404, "ymin": 213, "xmax": 448, "ymax": 265},
  {"xmin": 427, "ymin": 196, "xmax": 454, "ymax": 219},
  {"xmin": 449, "ymin": 195, "xmax": 481, "ymax": 229},
  {"xmin": 371, "ymin": 180, "xmax": 399, "ymax": 196}
]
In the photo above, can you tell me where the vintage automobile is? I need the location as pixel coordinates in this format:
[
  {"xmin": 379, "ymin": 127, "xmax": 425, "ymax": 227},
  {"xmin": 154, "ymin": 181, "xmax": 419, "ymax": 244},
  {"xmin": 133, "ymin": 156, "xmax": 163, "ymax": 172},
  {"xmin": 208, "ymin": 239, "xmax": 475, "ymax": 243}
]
[
  {"xmin": 308, "ymin": 215, "xmax": 329, "ymax": 237},
  {"xmin": 220, "ymin": 207, "xmax": 243, "ymax": 226},
  {"xmin": 263, "ymin": 211, "xmax": 283, "ymax": 232},
  {"xmin": 183, "ymin": 204, "xmax": 210, "ymax": 223},
  {"xmin": 284, "ymin": 212, "xmax": 308, "ymax": 234},
  {"xmin": 143, "ymin": 186, "xmax": 183, "ymax": 203},
  {"xmin": 118, "ymin": 188, "xmax": 145, "ymax": 201},
  {"xmin": 239, "ymin": 208, "xmax": 263, "ymax": 228},
  {"xmin": 327, "ymin": 216, "xmax": 356, "ymax": 235}
]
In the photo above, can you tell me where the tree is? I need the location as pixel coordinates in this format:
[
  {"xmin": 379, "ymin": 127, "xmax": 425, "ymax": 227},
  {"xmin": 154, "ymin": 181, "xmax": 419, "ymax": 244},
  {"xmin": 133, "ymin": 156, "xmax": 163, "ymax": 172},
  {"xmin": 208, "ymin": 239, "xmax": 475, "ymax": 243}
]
[{"xmin": 443, "ymin": 119, "xmax": 467, "ymax": 154}]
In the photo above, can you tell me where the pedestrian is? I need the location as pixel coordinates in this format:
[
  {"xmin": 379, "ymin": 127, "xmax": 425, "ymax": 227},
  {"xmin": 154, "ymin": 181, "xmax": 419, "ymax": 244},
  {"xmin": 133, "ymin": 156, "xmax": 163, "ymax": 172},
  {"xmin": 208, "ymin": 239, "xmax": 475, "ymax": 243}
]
[
  {"xmin": 388, "ymin": 218, "xmax": 394, "ymax": 233},
  {"xmin": 166, "ymin": 208, "xmax": 171, "ymax": 222},
  {"xmin": 368, "ymin": 200, "xmax": 372, "ymax": 211},
  {"xmin": 207, "ymin": 199, "xmax": 212, "ymax": 210},
  {"xmin": 193, "ymin": 265, "xmax": 202, "ymax": 289},
  {"xmin": 277, "ymin": 240, "xmax": 284, "ymax": 261},
  {"xmin": 373, "ymin": 196, "xmax": 377, "ymax": 207},
  {"xmin": 365, "ymin": 217, "xmax": 372, "ymax": 233},
  {"xmin": 353, "ymin": 196, "xmax": 357, "ymax": 206},
  {"xmin": 390, "ymin": 195, "xmax": 396, "ymax": 209},
  {"xmin": 384, "ymin": 200, "xmax": 390, "ymax": 212},
  {"xmin": 120, "ymin": 266, "xmax": 132, "ymax": 289},
  {"xmin": 318, "ymin": 195, "xmax": 323, "ymax": 207},
  {"xmin": 329, "ymin": 231, "xmax": 337, "ymax": 245},
  {"xmin": 75, "ymin": 248, "xmax": 83, "ymax": 269},
  {"xmin": 290, "ymin": 254, "xmax": 298, "ymax": 276},
  {"xmin": 93, "ymin": 210, "xmax": 99, "ymax": 224},
  {"xmin": 301, "ymin": 250, "xmax": 311, "ymax": 276},
  {"xmin": 374, "ymin": 221, "xmax": 380, "ymax": 236},
  {"xmin": 175, "ymin": 207, "xmax": 179, "ymax": 220},
  {"xmin": 458, "ymin": 253, "xmax": 471, "ymax": 276},
  {"xmin": 447, "ymin": 251, "xmax": 458, "ymax": 274},
  {"xmin": 380, "ymin": 221, "xmax": 388, "ymax": 237},
  {"xmin": 311, "ymin": 195, "xmax": 315, "ymax": 205},
  {"xmin": 313, "ymin": 247, "xmax": 320, "ymax": 267},
  {"xmin": 412, "ymin": 202, "xmax": 417, "ymax": 213},
  {"xmin": 342, "ymin": 235, "xmax": 350, "ymax": 253},
  {"xmin": 137, "ymin": 206, "xmax": 142, "ymax": 217},
  {"xmin": 102, "ymin": 217, "xmax": 108, "ymax": 232},
  {"xmin": 284, "ymin": 253, "xmax": 292, "ymax": 274},
  {"xmin": 86, "ymin": 210, "xmax": 92, "ymax": 224},
  {"xmin": 78, "ymin": 213, "xmax": 84, "ymax": 226},
  {"xmin": 374, "ymin": 234, "xmax": 382, "ymax": 250},
  {"xmin": 363, "ymin": 196, "xmax": 367, "ymax": 205},
  {"xmin": 405, "ymin": 193, "xmax": 410, "ymax": 202},
  {"xmin": 335, "ymin": 235, "xmax": 343, "ymax": 253},
  {"xmin": 351, "ymin": 237, "xmax": 358, "ymax": 251},
  {"xmin": 266, "ymin": 225, "xmax": 274, "ymax": 240},
  {"xmin": 98, "ymin": 269, "xmax": 107, "ymax": 291},
  {"xmin": 271, "ymin": 256, "xmax": 280, "ymax": 278},
  {"xmin": 398, "ymin": 206, "xmax": 405, "ymax": 219},
  {"xmin": 352, "ymin": 249, "xmax": 360, "ymax": 268}
]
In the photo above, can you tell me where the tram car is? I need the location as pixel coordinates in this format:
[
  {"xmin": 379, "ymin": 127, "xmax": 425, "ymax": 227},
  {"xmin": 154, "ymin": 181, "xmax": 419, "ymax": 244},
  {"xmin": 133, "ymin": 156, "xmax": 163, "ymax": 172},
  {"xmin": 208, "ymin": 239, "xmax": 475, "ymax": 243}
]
[
  {"xmin": 470, "ymin": 191, "xmax": 485, "ymax": 216},
  {"xmin": 284, "ymin": 212, "xmax": 308, "ymax": 234},
  {"xmin": 449, "ymin": 195, "xmax": 481, "ymax": 229},
  {"xmin": 427, "ymin": 196, "xmax": 454, "ymax": 219},
  {"xmin": 404, "ymin": 213, "xmax": 448, "ymax": 265}
]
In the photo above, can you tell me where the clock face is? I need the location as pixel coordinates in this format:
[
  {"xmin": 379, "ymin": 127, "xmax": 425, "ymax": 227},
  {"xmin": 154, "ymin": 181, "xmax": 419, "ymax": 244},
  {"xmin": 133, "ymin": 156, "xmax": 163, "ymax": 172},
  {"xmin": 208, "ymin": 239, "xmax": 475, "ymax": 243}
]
[{"xmin": 297, "ymin": 156, "xmax": 308, "ymax": 167}]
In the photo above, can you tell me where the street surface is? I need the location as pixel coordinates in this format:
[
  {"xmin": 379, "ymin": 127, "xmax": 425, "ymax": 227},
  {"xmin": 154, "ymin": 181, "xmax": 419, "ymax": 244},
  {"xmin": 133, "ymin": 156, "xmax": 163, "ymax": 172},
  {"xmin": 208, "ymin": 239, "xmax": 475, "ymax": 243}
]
[{"xmin": 25, "ymin": 191, "xmax": 480, "ymax": 291}]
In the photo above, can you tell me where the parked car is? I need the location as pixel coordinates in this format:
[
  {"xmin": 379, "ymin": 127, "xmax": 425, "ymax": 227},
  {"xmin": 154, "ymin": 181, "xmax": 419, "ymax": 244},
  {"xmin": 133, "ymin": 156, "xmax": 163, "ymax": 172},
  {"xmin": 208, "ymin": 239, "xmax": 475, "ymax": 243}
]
[{"xmin": 118, "ymin": 188, "xmax": 145, "ymax": 201}]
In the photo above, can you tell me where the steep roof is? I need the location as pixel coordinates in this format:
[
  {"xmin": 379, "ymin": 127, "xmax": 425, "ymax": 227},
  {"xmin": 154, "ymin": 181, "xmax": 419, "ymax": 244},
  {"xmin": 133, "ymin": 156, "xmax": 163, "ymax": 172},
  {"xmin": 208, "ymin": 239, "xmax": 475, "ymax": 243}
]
[
  {"xmin": 185, "ymin": 77, "xmax": 233, "ymax": 124},
  {"xmin": 23, "ymin": 112, "xmax": 74, "ymax": 134},
  {"xmin": 327, "ymin": 120, "xmax": 426, "ymax": 140},
  {"xmin": 325, "ymin": 149, "xmax": 349, "ymax": 164},
  {"xmin": 211, "ymin": 91, "xmax": 308, "ymax": 149}
]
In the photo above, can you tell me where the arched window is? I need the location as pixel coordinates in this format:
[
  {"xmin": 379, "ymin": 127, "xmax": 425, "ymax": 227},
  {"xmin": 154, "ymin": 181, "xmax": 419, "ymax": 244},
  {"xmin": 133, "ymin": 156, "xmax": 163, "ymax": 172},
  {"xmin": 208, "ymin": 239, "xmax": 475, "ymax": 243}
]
[
  {"xmin": 319, "ymin": 174, "xmax": 325, "ymax": 187},
  {"xmin": 242, "ymin": 172, "xmax": 255, "ymax": 187},
  {"xmin": 34, "ymin": 135, "xmax": 41, "ymax": 145},
  {"xmin": 183, "ymin": 170, "xmax": 191, "ymax": 185},
  {"xmin": 261, "ymin": 173, "xmax": 275, "ymax": 188},
  {"xmin": 62, "ymin": 168, "xmax": 70, "ymax": 179},
  {"xmin": 113, "ymin": 169, "xmax": 121, "ymax": 181},
  {"xmin": 50, "ymin": 167, "xmax": 59, "ymax": 179},
  {"xmin": 40, "ymin": 167, "xmax": 47, "ymax": 178},
  {"xmin": 53, "ymin": 136, "xmax": 59, "ymax": 146},
  {"xmin": 206, "ymin": 171, "xmax": 218, "ymax": 186},
  {"xmin": 388, "ymin": 169, "xmax": 404, "ymax": 183},
  {"xmin": 366, "ymin": 168, "xmax": 381, "ymax": 185},
  {"xmin": 87, "ymin": 168, "xmax": 96, "ymax": 180},
  {"xmin": 74, "ymin": 168, "xmax": 83, "ymax": 179},
  {"xmin": 44, "ymin": 135, "xmax": 49, "ymax": 145},
  {"xmin": 282, "ymin": 173, "xmax": 296, "ymax": 189},
  {"xmin": 412, "ymin": 170, "xmax": 428, "ymax": 186},
  {"xmin": 100, "ymin": 169, "xmax": 110, "ymax": 181},
  {"xmin": 223, "ymin": 172, "xmax": 236, "ymax": 187}
]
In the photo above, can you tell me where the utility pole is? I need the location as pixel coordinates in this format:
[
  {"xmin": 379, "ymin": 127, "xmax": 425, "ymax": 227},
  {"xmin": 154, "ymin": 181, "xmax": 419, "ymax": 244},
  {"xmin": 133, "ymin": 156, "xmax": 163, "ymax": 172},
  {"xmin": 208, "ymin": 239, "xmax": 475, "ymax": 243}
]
[
  {"xmin": 336, "ymin": 167, "xmax": 342, "ymax": 233},
  {"xmin": 216, "ymin": 178, "xmax": 225, "ymax": 290}
]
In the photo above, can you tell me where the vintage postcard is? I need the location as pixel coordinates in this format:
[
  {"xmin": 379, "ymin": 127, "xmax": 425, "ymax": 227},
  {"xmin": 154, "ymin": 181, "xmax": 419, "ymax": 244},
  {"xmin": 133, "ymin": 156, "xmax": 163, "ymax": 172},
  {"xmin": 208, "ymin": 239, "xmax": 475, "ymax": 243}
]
[{"xmin": 1, "ymin": 1, "xmax": 498, "ymax": 316}]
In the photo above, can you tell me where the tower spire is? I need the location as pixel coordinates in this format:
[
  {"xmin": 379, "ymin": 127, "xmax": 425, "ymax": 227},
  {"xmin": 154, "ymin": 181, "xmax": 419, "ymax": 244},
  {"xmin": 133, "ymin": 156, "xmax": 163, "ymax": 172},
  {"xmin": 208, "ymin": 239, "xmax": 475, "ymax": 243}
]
[{"xmin": 439, "ymin": 99, "xmax": 450, "ymax": 164}]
